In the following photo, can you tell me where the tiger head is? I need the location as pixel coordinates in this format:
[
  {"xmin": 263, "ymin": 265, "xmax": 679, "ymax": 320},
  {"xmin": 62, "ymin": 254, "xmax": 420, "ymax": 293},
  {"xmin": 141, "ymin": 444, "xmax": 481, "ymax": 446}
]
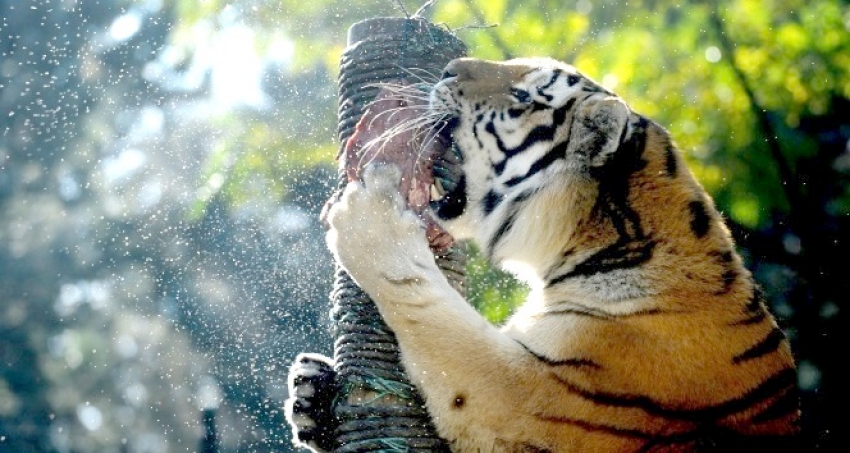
[
  {"xmin": 427, "ymin": 57, "xmax": 741, "ymax": 300},
  {"xmin": 428, "ymin": 58, "xmax": 634, "ymax": 258}
]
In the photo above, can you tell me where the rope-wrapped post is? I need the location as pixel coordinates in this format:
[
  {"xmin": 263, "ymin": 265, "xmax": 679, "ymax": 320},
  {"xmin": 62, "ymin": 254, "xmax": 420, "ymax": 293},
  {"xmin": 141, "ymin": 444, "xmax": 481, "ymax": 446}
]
[{"xmin": 331, "ymin": 17, "xmax": 467, "ymax": 452}]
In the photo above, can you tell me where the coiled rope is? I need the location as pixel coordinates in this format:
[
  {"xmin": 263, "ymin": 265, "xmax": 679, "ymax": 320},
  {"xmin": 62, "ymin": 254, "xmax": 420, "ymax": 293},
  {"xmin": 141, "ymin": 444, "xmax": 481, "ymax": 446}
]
[{"xmin": 331, "ymin": 17, "xmax": 467, "ymax": 453}]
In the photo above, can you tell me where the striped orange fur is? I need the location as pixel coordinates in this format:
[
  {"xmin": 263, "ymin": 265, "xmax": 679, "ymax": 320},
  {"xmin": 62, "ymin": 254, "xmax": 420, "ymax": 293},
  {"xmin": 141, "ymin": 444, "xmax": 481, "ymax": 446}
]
[{"xmin": 317, "ymin": 57, "xmax": 800, "ymax": 452}]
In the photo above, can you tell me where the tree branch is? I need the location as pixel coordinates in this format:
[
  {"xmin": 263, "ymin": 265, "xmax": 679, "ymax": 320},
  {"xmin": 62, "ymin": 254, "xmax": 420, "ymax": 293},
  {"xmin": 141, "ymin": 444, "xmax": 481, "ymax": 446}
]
[
  {"xmin": 708, "ymin": 7, "xmax": 800, "ymax": 211},
  {"xmin": 459, "ymin": 0, "xmax": 515, "ymax": 59}
]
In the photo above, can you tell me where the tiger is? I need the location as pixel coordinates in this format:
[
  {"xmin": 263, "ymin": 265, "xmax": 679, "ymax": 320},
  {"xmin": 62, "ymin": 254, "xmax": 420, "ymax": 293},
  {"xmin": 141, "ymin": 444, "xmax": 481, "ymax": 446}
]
[{"xmin": 286, "ymin": 57, "xmax": 801, "ymax": 452}]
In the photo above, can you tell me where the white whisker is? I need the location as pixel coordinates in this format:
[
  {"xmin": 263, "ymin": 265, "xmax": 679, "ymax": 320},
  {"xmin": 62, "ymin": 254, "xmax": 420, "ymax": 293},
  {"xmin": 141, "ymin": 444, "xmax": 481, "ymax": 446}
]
[
  {"xmin": 364, "ymin": 81, "xmax": 433, "ymax": 98},
  {"xmin": 391, "ymin": 65, "xmax": 441, "ymax": 85},
  {"xmin": 351, "ymin": 80, "xmax": 453, "ymax": 177}
]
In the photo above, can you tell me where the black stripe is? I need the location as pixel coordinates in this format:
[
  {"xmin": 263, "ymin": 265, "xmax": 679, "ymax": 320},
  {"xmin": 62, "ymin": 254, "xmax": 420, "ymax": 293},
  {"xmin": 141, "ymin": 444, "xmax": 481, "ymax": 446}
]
[
  {"xmin": 539, "ymin": 304, "xmax": 673, "ymax": 320},
  {"xmin": 482, "ymin": 189, "xmax": 504, "ymax": 214},
  {"xmin": 485, "ymin": 120, "xmax": 508, "ymax": 153},
  {"xmin": 746, "ymin": 287, "xmax": 765, "ymax": 313},
  {"xmin": 536, "ymin": 69, "xmax": 562, "ymax": 101},
  {"xmin": 507, "ymin": 107, "xmax": 524, "ymax": 118},
  {"xmin": 494, "ymin": 155, "xmax": 508, "ymax": 175},
  {"xmin": 518, "ymin": 341, "xmax": 602, "ymax": 369},
  {"xmin": 503, "ymin": 139, "xmax": 568, "ymax": 187},
  {"xmin": 588, "ymin": 117, "xmax": 649, "ymax": 238},
  {"xmin": 717, "ymin": 269, "xmax": 739, "ymax": 294},
  {"xmin": 702, "ymin": 368, "xmax": 799, "ymax": 420},
  {"xmin": 540, "ymin": 69, "xmax": 563, "ymax": 90},
  {"xmin": 535, "ymin": 306, "xmax": 613, "ymax": 320},
  {"xmin": 710, "ymin": 250, "xmax": 739, "ymax": 295},
  {"xmin": 549, "ymin": 239, "xmax": 655, "ymax": 285},
  {"xmin": 730, "ymin": 310, "xmax": 767, "ymax": 326},
  {"xmin": 547, "ymin": 119, "xmax": 651, "ymax": 286},
  {"xmin": 531, "ymin": 101, "xmax": 549, "ymax": 112},
  {"xmin": 486, "ymin": 190, "xmax": 534, "ymax": 257},
  {"xmin": 472, "ymin": 113, "xmax": 485, "ymax": 148},
  {"xmin": 732, "ymin": 329, "xmax": 787, "ymax": 364},
  {"xmin": 616, "ymin": 308, "xmax": 671, "ymax": 318},
  {"xmin": 489, "ymin": 99, "xmax": 575, "ymax": 175},
  {"xmin": 752, "ymin": 386, "xmax": 799, "ymax": 423},
  {"xmin": 550, "ymin": 367, "xmax": 797, "ymax": 422},
  {"xmin": 731, "ymin": 288, "xmax": 768, "ymax": 326},
  {"xmin": 503, "ymin": 96, "xmax": 581, "ymax": 187},
  {"xmin": 488, "ymin": 210, "xmax": 518, "ymax": 255},
  {"xmin": 665, "ymin": 144, "xmax": 678, "ymax": 177},
  {"xmin": 585, "ymin": 112, "xmax": 630, "ymax": 163},
  {"xmin": 712, "ymin": 250, "xmax": 734, "ymax": 264},
  {"xmin": 487, "ymin": 120, "xmax": 511, "ymax": 176},
  {"xmin": 601, "ymin": 192, "xmax": 644, "ymax": 240},
  {"xmin": 688, "ymin": 199, "xmax": 711, "ymax": 238}
]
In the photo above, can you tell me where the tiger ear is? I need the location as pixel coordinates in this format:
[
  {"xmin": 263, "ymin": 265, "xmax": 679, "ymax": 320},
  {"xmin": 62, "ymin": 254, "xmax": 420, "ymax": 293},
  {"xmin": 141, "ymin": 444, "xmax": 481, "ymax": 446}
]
[{"xmin": 566, "ymin": 96, "xmax": 631, "ymax": 168}]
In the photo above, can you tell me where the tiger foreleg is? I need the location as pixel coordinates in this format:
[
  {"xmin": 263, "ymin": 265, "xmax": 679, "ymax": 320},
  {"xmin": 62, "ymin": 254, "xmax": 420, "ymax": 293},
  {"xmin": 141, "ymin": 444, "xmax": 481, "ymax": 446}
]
[
  {"xmin": 325, "ymin": 164, "xmax": 538, "ymax": 449},
  {"xmin": 285, "ymin": 353, "xmax": 339, "ymax": 453}
]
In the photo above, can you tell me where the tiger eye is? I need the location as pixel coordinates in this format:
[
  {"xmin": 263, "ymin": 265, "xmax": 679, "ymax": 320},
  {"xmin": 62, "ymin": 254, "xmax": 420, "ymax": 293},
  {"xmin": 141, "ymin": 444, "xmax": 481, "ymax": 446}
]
[{"xmin": 510, "ymin": 88, "xmax": 532, "ymax": 104}]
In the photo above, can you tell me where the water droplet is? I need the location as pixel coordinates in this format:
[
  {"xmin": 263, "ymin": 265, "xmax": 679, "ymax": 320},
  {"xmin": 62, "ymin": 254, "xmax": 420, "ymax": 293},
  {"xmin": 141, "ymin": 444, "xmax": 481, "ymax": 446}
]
[{"xmin": 705, "ymin": 46, "xmax": 722, "ymax": 63}]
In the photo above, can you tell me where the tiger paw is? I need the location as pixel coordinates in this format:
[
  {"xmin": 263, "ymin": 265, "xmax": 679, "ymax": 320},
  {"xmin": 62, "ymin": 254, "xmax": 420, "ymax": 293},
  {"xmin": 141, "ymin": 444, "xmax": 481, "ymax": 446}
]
[
  {"xmin": 325, "ymin": 163, "xmax": 438, "ymax": 294},
  {"xmin": 285, "ymin": 353, "xmax": 338, "ymax": 453}
]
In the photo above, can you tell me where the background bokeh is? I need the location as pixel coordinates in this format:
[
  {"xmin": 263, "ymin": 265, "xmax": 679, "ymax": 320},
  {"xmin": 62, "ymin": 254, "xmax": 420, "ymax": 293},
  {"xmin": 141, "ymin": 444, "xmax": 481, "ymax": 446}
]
[{"xmin": 0, "ymin": 0, "xmax": 846, "ymax": 451}]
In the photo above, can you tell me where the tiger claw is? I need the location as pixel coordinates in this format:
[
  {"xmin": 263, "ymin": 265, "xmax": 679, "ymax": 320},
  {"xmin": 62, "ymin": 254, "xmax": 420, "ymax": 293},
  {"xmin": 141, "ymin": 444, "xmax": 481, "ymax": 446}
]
[{"xmin": 285, "ymin": 353, "xmax": 339, "ymax": 453}]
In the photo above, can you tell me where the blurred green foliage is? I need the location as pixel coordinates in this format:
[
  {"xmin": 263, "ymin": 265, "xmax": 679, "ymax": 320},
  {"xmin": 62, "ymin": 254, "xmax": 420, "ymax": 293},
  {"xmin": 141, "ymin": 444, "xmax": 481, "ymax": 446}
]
[
  {"xmin": 435, "ymin": 0, "xmax": 849, "ymax": 228},
  {"xmin": 3, "ymin": 0, "xmax": 841, "ymax": 451},
  {"xmin": 464, "ymin": 245, "xmax": 528, "ymax": 322}
]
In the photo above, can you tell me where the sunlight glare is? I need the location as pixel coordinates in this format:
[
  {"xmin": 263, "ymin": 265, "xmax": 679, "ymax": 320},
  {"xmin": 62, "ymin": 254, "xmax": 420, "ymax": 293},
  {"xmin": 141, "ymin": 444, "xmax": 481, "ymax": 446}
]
[
  {"xmin": 76, "ymin": 405, "xmax": 104, "ymax": 431},
  {"xmin": 109, "ymin": 12, "xmax": 142, "ymax": 43},
  {"xmin": 209, "ymin": 25, "xmax": 270, "ymax": 109},
  {"xmin": 102, "ymin": 148, "xmax": 147, "ymax": 186}
]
